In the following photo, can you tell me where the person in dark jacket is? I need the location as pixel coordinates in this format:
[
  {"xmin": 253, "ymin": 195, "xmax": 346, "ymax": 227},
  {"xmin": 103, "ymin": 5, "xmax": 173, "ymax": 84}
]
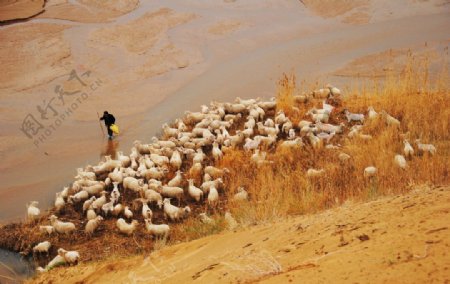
[{"xmin": 100, "ymin": 111, "xmax": 116, "ymax": 139}]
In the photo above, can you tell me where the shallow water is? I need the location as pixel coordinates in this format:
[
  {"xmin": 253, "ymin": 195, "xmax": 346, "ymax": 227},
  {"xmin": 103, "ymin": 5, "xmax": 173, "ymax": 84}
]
[{"xmin": 0, "ymin": 248, "xmax": 35, "ymax": 283}]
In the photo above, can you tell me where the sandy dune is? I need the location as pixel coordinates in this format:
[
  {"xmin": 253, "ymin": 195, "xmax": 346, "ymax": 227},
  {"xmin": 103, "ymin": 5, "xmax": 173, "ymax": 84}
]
[{"xmin": 28, "ymin": 185, "xmax": 450, "ymax": 283}]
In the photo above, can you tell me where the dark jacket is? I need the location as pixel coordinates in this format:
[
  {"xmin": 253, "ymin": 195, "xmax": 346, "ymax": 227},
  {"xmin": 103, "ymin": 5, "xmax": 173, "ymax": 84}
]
[{"xmin": 100, "ymin": 113, "xmax": 115, "ymax": 126}]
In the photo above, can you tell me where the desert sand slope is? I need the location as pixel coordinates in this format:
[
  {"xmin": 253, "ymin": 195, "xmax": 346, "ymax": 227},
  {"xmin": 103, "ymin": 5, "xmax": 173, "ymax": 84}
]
[{"xmin": 29, "ymin": 186, "xmax": 450, "ymax": 283}]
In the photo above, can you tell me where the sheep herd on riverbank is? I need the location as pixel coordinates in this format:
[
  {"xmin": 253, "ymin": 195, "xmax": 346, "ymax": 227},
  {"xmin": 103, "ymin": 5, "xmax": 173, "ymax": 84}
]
[{"xmin": 19, "ymin": 84, "xmax": 437, "ymax": 271}]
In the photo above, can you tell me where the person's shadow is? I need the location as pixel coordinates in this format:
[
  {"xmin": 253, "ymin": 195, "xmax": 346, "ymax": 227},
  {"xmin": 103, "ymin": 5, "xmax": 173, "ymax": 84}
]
[{"xmin": 100, "ymin": 139, "xmax": 119, "ymax": 159}]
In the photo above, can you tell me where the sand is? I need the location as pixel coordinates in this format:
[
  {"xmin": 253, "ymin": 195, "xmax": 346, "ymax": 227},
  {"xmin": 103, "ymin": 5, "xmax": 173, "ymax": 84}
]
[
  {"xmin": 27, "ymin": 185, "xmax": 450, "ymax": 283},
  {"xmin": 0, "ymin": 0, "xmax": 45, "ymax": 22}
]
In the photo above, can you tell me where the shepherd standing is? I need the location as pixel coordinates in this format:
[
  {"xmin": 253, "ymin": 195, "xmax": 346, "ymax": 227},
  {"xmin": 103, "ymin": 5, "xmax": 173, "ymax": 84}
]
[{"xmin": 99, "ymin": 111, "xmax": 116, "ymax": 139}]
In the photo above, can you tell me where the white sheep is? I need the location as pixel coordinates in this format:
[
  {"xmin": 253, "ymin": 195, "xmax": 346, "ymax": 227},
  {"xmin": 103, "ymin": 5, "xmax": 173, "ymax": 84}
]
[
  {"xmin": 312, "ymin": 88, "xmax": 330, "ymax": 99},
  {"xmin": 27, "ymin": 201, "xmax": 40, "ymax": 222},
  {"xmin": 75, "ymin": 168, "xmax": 96, "ymax": 181},
  {"xmin": 41, "ymin": 255, "xmax": 66, "ymax": 271},
  {"xmin": 204, "ymin": 166, "xmax": 229, "ymax": 179},
  {"xmin": 144, "ymin": 189, "xmax": 163, "ymax": 209},
  {"xmin": 162, "ymin": 123, "xmax": 179, "ymax": 138},
  {"xmin": 49, "ymin": 215, "xmax": 76, "ymax": 235},
  {"xmin": 69, "ymin": 190, "xmax": 89, "ymax": 204},
  {"xmin": 381, "ymin": 110, "xmax": 400, "ymax": 127},
  {"xmin": 108, "ymin": 168, "xmax": 124, "ymax": 184},
  {"xmin": 142, "ymin": 202, "xmax": 153, "ymax": 220},
  {"xmin": 198, "ymin": 213, "xmax": 215, "ymax": 225},
  {"xmin": 245, "ymin": 116, "xmax": 256, "ymax": 129},
  {"xmin": 112, "ymin": 203, "xmax": 123, "ymax": 217},
  {"xmin": 160, "ymin": 185, "xmax": 183, "ymax": 200},
  {"xmin": 307, "ymin": 132, "xmax": 322, "ymax": 150},
  {"xmin": 244, "ymin": 137, "xmax": 260, "ymax": 151},
  {"xmin": 208, "ymin": 186, "xmax": 219, "ymax": 208},
  {"xmin": 338, "ymin": 153, "xmax": 351, "ymax": 163},
  {"xmin": 403, "ymin": 139, "xmax": 414, "ymax": 158},
  {"xmin": 344, "ymin": 109, "xmax": 364, "ymax": 123},
  {"xmin": 116, "ymin": 218, "xmax": 138, "ymax": 236},
  {"xmin": 86, "ymin": 206, "xmax": 97, "ymax": 221},
  {"xmin": 163, "ymin": 198, "xmax": 190, "ymax": 221},
  {"xmin": 82, "ymin": 196, "xmax": 96, "ymax": 213},
  {"xmin": 251, "ymin": 149, "xmax": 267, "ymax": 166},
  {"xmin": 123, "ymin": 177, "xmax": 144, "ymax": 193},
  {"xmin": 39, "ymin": 225, "xmax": 55, "ymax": 235},
  {"xmin": 224, "ymin": 212, "xmax": 238, "ymax": 230},
  {"xmin": 58, "ymin": 248, "xmax": 80, "ymax": 265},
  {"xmin": 364, "ymin": 166, "xmax": 378, "ymax": 179},
  {"xmin": 167, "ymin": 170, "xmax": 183, "ymax": 187},
  {"xmin": 124, "ymin": 206, "xmax": 133, "ymax": 219},
  {"xmin": 279, "ymin": 138, "xmax": 304, "ymax": 149},
  {"xmin": 85, "ymin": 216, "xmax": 103, "ymax": 236},
  {"xmin": 257, "ymin": 100, "xmax": 276, "ymax": 111},
  {"xmin": 233, "ymin": 187, "xmax": 248, "ymax": 201},
  {"xmin": 54, "ymin": 193, "xmax": 65, "ymax": 213},
  {"xmin": 298, "ymin": 120, "xmax": 312, "ymax": 129},
  {"xmin": 170, "ymin": 150, "xmax": 182, "ymax": 170},
  {"xmin": 394, "ymin": 154, "xmax": 407, "ymax": 169},
  {"xmin": 142, "ymin": 167, "xmax": 168, "ymax": 181},
  {"xmin": 101, "ymin": 200, "xmax": 114, "ymax": 216},
  {"xmin": 415, "ymin": 139, "xmax": 436, "ymax": 156},
  {"xmin": 33, "ymin": 241, "xmax": 51, "ymax": 254},
  {"xmin": 144, "ymin": 219, "xmax": 170, "ymax": 240},
  {"xmin": 200, "ymin": 178, "xmax": 223, "ymax": 194},
  {"xmin": 91, "ymin": 192, "xmax": 107, "ymax": 211},
  {"xmin": 316, "ymin": 122, "xmax": 344, "ymax": 134},
  {"xmin": 274, "ymin": 111, "xmax": 288, "ymax": 125},
  {"xmin": 59, "ymin": 186, "xmax": 70, "ymax": 200},
  {"xmin": 306, "ymin": 168, "xmax": 325, "ymax": 178},
  {"xmin": 188, "ymin": 179, "xmax": 204, "ymax": 202},
  {"xmin": 224, "ymin": 102, "xmax": 246, "ymax": 114},
  {"xmin": 150, "ymin": 153, "xmax": 170, "ymax": 167},
  {"xmin": 117, "ymin": 151, "xmax": 131, "ymax": 168},
  {"xmin": 193, "ymin": 148, "xmax": 206, "ymax": 164},
  {"xmin": 310, "ymin": 112, "xmax": 329, "ymax": 123},
  {"xmin": 212, "ymin": 142, "xmax": 223, "ymax": 162},
  {"xmin": 189, "ymin": 162, "xmax": 203, "ymax": 179},
  {"xmin": 368, "ymin": 106, "xmax": 378, "ymax": 119},
  {"xmin": 110, "ymin": 183, "xmax": 120, "ymax": 204}
]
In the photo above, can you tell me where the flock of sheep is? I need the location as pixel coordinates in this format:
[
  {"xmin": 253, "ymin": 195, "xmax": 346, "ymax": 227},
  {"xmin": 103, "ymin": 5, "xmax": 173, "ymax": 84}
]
[{"xmin": 24, "ymin": 84, "xmax": 436, "ymax": 272}]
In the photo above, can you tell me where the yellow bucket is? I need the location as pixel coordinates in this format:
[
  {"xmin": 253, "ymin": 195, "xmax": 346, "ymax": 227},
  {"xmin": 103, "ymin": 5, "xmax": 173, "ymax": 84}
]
[{"xmin": 110, "ymin": 124, "xmax": 119, "ymax": 135}]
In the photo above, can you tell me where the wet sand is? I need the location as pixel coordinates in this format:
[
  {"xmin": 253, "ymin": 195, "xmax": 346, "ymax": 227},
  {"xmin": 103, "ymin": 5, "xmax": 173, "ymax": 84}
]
[{"xmin": 0, "ymin": 0, "xmax": 449, "ymax": 223}]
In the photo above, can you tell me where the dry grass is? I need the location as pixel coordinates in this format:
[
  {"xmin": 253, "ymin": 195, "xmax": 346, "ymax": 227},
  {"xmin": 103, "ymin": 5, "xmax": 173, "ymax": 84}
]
[{"xmin": 223, "ymin": 55, "xmax": 449, "ymax": 224}]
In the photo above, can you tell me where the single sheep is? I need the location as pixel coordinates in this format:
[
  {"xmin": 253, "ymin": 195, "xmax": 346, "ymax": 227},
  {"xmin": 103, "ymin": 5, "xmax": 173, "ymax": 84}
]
[
  {"xmin": 33, "ymin": 241, "xmax": 51, "ymax": 254},
  {"xmin": 39, "ymin": 225, "xmax": 55, "ymax": 235},
  {"xmin": 27, "ymin": 201, "xmax": 40, "ymax": 222},
  {"xmin": 49, "ymin": 215, "xmax": 76, "ymax": 235},
  {"xmin": 57, "ymin": 248, "xmax": 80, "ymax": 265},
  {"xmin": 116, "ymin": 218, "xmax": 138, "ymax": 236},
  {"xmin": 85, "ymin": 216, "xmax": 104, "ymax": 236},
  {"xmin": 144, "ymin": 219, "xmax": 170, "ymax": 240},
  {"xmin": 188, "ymin": 179, "xmax": 204, "ymax": 202}
]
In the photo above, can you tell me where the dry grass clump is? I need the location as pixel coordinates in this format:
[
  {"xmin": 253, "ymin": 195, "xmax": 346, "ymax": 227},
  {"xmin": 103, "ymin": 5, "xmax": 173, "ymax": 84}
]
[{"xmin": 223, "ymin": 56, "xmax": 449, "ymax": 224}]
